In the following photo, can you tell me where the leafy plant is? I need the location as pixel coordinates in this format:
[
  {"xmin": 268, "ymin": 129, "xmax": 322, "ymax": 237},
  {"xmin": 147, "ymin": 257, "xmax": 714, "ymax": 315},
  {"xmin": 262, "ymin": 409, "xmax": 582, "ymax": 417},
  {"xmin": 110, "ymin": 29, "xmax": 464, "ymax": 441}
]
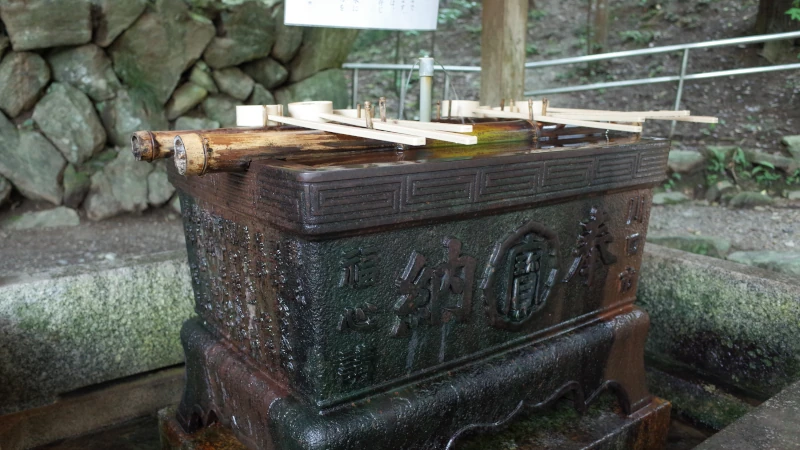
[
  {"xmin": 700, "ymin": 122, "xmax": 717, "ymax": 136},
  {"xmin": 751, "ymin": 161, "xmax": 782, "ymax": 186},
  {"xmin": 438, "ymin": 0, "xmax": 479, "ymax": 26},
  {"xmin": 619, "ymin": 30, "xmax": 659, "ymax": 45},
  {"xmin": 526, "ymin": 44, "xmax": 539, "ymax": 56},
  {"xmin": 733, "ymin": 147, "xmax": 748, "ymax": 167},
  {"xmin": 706, "ymin": 147, "xmax": 728, "ymax": 174},
  {"xmin": 787, "ymin": 0, "xmax": 800, "ymax": 22},
  {"xmin": 788, "ymin": 169, "xmax": 800, "ymax": 185},
  {"xmin": 789, "ymin": 0, "xmax": 800, "ymax": 60},
  {"xmin": 664, "ymin": 172, "xmax": 682, "ymax": 190},
  {"xmin": 529, "ymin": 9, "xmax": 547, "ymax": 21}
]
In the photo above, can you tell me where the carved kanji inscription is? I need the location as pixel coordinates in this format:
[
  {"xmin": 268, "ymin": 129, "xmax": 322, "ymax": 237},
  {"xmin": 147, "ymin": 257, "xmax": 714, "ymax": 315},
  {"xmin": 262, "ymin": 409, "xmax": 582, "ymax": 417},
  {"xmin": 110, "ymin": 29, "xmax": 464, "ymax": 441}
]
[
  {"xmin": 340, "ymin": 247, "xmax": 379, "ymax": 288},
  {"xmin": 564, "ymin": 207, "xmax": 618, "ymax": 286},
  {"xmin": 391, "ymin": 237, "xmax": 476, "ymax": 337}
]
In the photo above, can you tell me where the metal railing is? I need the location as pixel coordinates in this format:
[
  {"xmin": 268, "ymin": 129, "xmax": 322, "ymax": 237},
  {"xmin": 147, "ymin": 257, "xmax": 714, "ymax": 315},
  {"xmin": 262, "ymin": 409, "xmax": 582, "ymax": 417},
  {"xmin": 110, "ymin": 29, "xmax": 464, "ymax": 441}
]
[{"xmin": 342, "ymin": 30, "xmax": 800, "ymax": 133}]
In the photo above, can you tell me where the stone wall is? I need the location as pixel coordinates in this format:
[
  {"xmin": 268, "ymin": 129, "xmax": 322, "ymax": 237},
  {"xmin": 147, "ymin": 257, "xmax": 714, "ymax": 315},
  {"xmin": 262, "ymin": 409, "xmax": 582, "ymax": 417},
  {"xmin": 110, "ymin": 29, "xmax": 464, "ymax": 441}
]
[{"xmin": 0, "ymin": 0, "xmax": 357, "ymax": 220}]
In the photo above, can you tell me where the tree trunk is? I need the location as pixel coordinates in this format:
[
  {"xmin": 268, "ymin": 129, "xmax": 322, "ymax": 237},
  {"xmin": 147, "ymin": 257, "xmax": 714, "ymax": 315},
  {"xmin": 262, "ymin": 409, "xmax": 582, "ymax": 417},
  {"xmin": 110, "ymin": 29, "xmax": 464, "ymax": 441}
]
[
  {"xmin": 754, "ymin": 0, "xmax": 799, "ymax": 63},
  {"xmin": 480, "ymin": 0, "xmax": 529, "ymax": 106},
  {"xmin": 755, "ymin": 0, "xmax": 797, "ymax": 34},
  {"xmin": 589, "ymin": 0, "xmax": 610, "ymax": 54}
]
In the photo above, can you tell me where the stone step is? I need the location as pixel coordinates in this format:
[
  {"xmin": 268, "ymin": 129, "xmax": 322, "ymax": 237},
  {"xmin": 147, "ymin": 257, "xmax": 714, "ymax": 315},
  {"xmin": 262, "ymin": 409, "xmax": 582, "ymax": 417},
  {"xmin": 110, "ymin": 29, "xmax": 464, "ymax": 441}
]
[
  {"xmin": 0, "ymin": 214, "xmax": 191, "ymax": 416},
  {"xmin": 696, "ymin": 380, "xmax": 800, "ymax": 450},
  {"xmin": 639, "ymin": 244, "xmax": 800, "ymax": 400}
]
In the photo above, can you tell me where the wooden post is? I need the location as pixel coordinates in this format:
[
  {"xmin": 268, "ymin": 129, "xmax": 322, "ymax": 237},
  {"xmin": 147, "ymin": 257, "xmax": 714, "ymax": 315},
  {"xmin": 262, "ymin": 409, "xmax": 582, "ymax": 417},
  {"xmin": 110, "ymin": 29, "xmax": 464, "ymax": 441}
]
[
  {"xmin": 589, "ymin": 0, "xmax": 610, "ymax": 54},
  {"xmin": 480, "ymin": 0, "xmax": 529, "ymax": 107}
]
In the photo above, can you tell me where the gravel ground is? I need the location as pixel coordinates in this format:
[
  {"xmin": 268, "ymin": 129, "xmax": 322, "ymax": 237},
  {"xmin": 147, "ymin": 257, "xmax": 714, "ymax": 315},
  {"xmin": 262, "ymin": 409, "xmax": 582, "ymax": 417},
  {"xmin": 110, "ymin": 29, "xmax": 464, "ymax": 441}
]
[{"xmin": 649, "ymin": 203, "xmax": 800, "ymax": 252}]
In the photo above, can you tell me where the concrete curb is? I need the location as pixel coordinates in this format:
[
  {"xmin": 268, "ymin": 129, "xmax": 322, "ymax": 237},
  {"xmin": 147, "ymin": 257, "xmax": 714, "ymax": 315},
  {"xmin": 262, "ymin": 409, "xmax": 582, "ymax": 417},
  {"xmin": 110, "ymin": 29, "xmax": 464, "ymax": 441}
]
[
  {"xmin": 0, "ymin": 251, "xmax": 194, "ymax": 415},
  {"xmin": 639, "ymin": 244, "xmax": 800, "ymax": 399}
]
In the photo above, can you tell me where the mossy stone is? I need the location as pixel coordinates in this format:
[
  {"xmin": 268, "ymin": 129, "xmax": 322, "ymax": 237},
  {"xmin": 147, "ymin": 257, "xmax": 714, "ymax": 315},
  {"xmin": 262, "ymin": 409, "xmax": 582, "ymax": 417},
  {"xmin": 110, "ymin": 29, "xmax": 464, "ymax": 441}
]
[
  {"xmin": 274, "ymin": 69, "xmax": 350, "ymax": 110},
  {"xmin": 0, "ymin": 253, "xmax": 194, "ymax": 414},
  {"xmin": 640, "ymin": 245, "xmax": 800, "ymax": 399},
  {"xmin": 647, "ymin": 234, "xmax": 731, "ymax": 258},
  {"xmin": 728, "ymin": 192, "xmax": 773, "ymax": 208}
]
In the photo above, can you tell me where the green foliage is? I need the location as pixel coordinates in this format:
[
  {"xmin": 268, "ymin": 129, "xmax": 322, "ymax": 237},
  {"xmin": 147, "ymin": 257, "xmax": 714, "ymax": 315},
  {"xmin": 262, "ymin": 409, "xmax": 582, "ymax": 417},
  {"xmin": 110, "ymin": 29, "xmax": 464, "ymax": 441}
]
[
  {"xmin": 705, "ymin": 147, "xmax": 729, "ymax": 186},
  {"xmin": 529, "ymin": 9, "xmax": 547, "ymax": 21},
  {"xmin": 352, "ymin": 30, "xmax": 395, "ymax": 52},
  {"xmin": 788, "ymin": 0, "xmax": 800, "ymax": 60},
  {"xmin": 526, "ymin": 44, "xmax": 539, "ymax": 56},
  {"xmin": 786, "ymin": 0, "xmax": 800, "ymax": 22},
  {"xmin": 619, "ymin": 30, "xmax": 660, "ymax": 44},
  {"xmin": 728, "ymin": 148, "xmax": 800, "ymax": 187},
  {"xmin": 464, "ymin": 24, "xmax": 482, "ymax": 34},
  {"xmin": 702, "ymin": 147, "xmax": 788, "ymax": 189},
  {"xmin": 707, "ymin": 147, "xmax": 728, "ymax": 174},
  {"xmin": 700, "ymin": 119, "xmax": 725, "ymax": 136},
  {"xmin": 438, "ymin": 0, "xmax": 479, "ymax": 26},
  {"xmin": 664, "ymin": 172, "xmax": 682, "ymax": 190},
  {"xmin": 788, "ymin": 170, "xmax": 800, "ymax": 185},
  {"xmin": 751, "ymin": 161, "xmax": 782, "ymax": 186},
  {"xmin": 732, "ymin": 147, "xmax": 747, "ymax": 167}
]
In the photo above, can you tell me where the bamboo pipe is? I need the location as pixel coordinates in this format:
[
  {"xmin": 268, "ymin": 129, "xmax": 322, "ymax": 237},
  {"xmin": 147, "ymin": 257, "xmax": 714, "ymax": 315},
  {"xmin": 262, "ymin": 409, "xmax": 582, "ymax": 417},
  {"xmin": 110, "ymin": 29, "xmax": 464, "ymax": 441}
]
[
  {"xmin": 131, "ymin": 131, "xmax": 172, "ymax": 162},
  {"xmin": 172, "ymin": 120, "xmax": 538, "ymax": 176},
  {"xmin": 131, "ymin": 128, "xmax": 268, "ymax": 162},
  {"xmin": 172, "ymin": 128, "xmax": 402, "ymax": 176}
]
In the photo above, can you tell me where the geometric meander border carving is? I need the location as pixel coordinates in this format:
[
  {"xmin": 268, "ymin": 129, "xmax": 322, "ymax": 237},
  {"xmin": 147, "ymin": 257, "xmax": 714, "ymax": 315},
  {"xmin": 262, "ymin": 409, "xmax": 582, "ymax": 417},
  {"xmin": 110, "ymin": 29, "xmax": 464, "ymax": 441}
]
[{"xmin": 266, "ymin": 144, "xmax": 668, "ymax": 230}]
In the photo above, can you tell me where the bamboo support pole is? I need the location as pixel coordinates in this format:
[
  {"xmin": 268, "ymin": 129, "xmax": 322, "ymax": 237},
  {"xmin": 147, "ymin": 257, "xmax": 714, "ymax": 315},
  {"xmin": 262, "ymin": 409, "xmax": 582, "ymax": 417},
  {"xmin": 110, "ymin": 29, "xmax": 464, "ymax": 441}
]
[
  {"xmin": 268, "ymin": 114, "xmax": 425, "ymax": 146},
  {"xmin": 318, "ymin": 113, "xmax": 478, "ymax": 145},
  {"xmin": 387, "ymin": 120, "xmax": 473, "ymax": 133},
  {"xmin": 546, "ymin": 112, "xmax": 647, "ymax": 122},
  {"xmin": 547, "ymin": 107, "xmax": 691, "ymax": 117},
  {"xmin": 476, "ymin": 109, "xmax": 643, "ymax": 133},
  {"xmin": 642, "ymin": 115, "xmax": 718, "ymax": 123},
  {"xmin": 333, "ymin": 110, "xmax": 474, "ymax": 132}
]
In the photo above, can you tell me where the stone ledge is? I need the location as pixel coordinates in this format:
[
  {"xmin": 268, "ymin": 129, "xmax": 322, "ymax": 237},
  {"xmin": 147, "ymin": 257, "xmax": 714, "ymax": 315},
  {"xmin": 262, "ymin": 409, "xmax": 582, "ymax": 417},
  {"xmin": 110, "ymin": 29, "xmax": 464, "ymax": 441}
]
[
  {"xmin": 696, "ymin": 380, "xmax": 800, "ymax": 450},
  {"xmin": 0, "ymin": 251, "xmax": 194, "ymax": 415},
  {"xmin": 639, "ymin": 244, "xmax": 800, "ymax": 399}
]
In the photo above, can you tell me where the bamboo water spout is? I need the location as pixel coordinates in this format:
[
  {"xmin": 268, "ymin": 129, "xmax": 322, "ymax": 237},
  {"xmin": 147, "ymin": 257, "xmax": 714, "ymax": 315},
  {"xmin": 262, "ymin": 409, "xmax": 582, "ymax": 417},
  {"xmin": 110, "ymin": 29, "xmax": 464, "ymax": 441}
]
[{"xmin": 170, "ymin": 120, "xmax": 539, "ymax": 176}]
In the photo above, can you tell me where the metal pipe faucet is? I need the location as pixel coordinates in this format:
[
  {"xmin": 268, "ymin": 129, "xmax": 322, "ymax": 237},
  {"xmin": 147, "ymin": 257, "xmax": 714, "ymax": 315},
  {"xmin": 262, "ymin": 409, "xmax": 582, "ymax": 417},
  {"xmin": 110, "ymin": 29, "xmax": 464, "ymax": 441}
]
[{"xmin": 419, "ymin": 57, "xmax": 434, "ymax": 122}]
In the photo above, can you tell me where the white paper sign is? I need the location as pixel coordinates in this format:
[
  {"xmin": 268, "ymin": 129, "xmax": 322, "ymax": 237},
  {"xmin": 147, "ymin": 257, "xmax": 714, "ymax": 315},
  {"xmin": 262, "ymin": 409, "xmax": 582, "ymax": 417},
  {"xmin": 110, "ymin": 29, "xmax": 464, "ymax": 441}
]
[{"xmin": 285, "ymin": 0, "xmax": 440, "ymax": 30}]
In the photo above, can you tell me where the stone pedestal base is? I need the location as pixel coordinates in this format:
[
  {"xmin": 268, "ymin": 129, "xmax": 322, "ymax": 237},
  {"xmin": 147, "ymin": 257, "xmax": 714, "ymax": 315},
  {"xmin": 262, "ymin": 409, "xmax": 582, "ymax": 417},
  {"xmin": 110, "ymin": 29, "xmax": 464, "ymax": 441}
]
[
  {"xmin": 167, "ymin": 307, "xmax": 659, "ymax": 449},
  {"xmin": 160, "ymin": 398, "xmax": 671, "ymax": 450}
]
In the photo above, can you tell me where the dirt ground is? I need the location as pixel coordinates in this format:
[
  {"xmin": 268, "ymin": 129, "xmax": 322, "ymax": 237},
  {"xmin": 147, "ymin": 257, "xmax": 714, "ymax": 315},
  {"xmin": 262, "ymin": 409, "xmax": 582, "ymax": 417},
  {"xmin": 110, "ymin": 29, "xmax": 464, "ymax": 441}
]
[{"xmin": 347, "ymin": 0, "xmax": 800, "ymax": 153}]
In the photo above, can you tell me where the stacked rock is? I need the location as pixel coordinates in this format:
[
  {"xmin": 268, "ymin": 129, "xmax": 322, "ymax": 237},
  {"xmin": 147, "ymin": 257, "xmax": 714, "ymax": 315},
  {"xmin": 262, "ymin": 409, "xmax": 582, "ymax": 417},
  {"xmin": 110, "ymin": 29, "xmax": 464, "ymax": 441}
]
[{"xmin": 0, "ymin": 0, "xmax": 357, "ymax": 220}]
